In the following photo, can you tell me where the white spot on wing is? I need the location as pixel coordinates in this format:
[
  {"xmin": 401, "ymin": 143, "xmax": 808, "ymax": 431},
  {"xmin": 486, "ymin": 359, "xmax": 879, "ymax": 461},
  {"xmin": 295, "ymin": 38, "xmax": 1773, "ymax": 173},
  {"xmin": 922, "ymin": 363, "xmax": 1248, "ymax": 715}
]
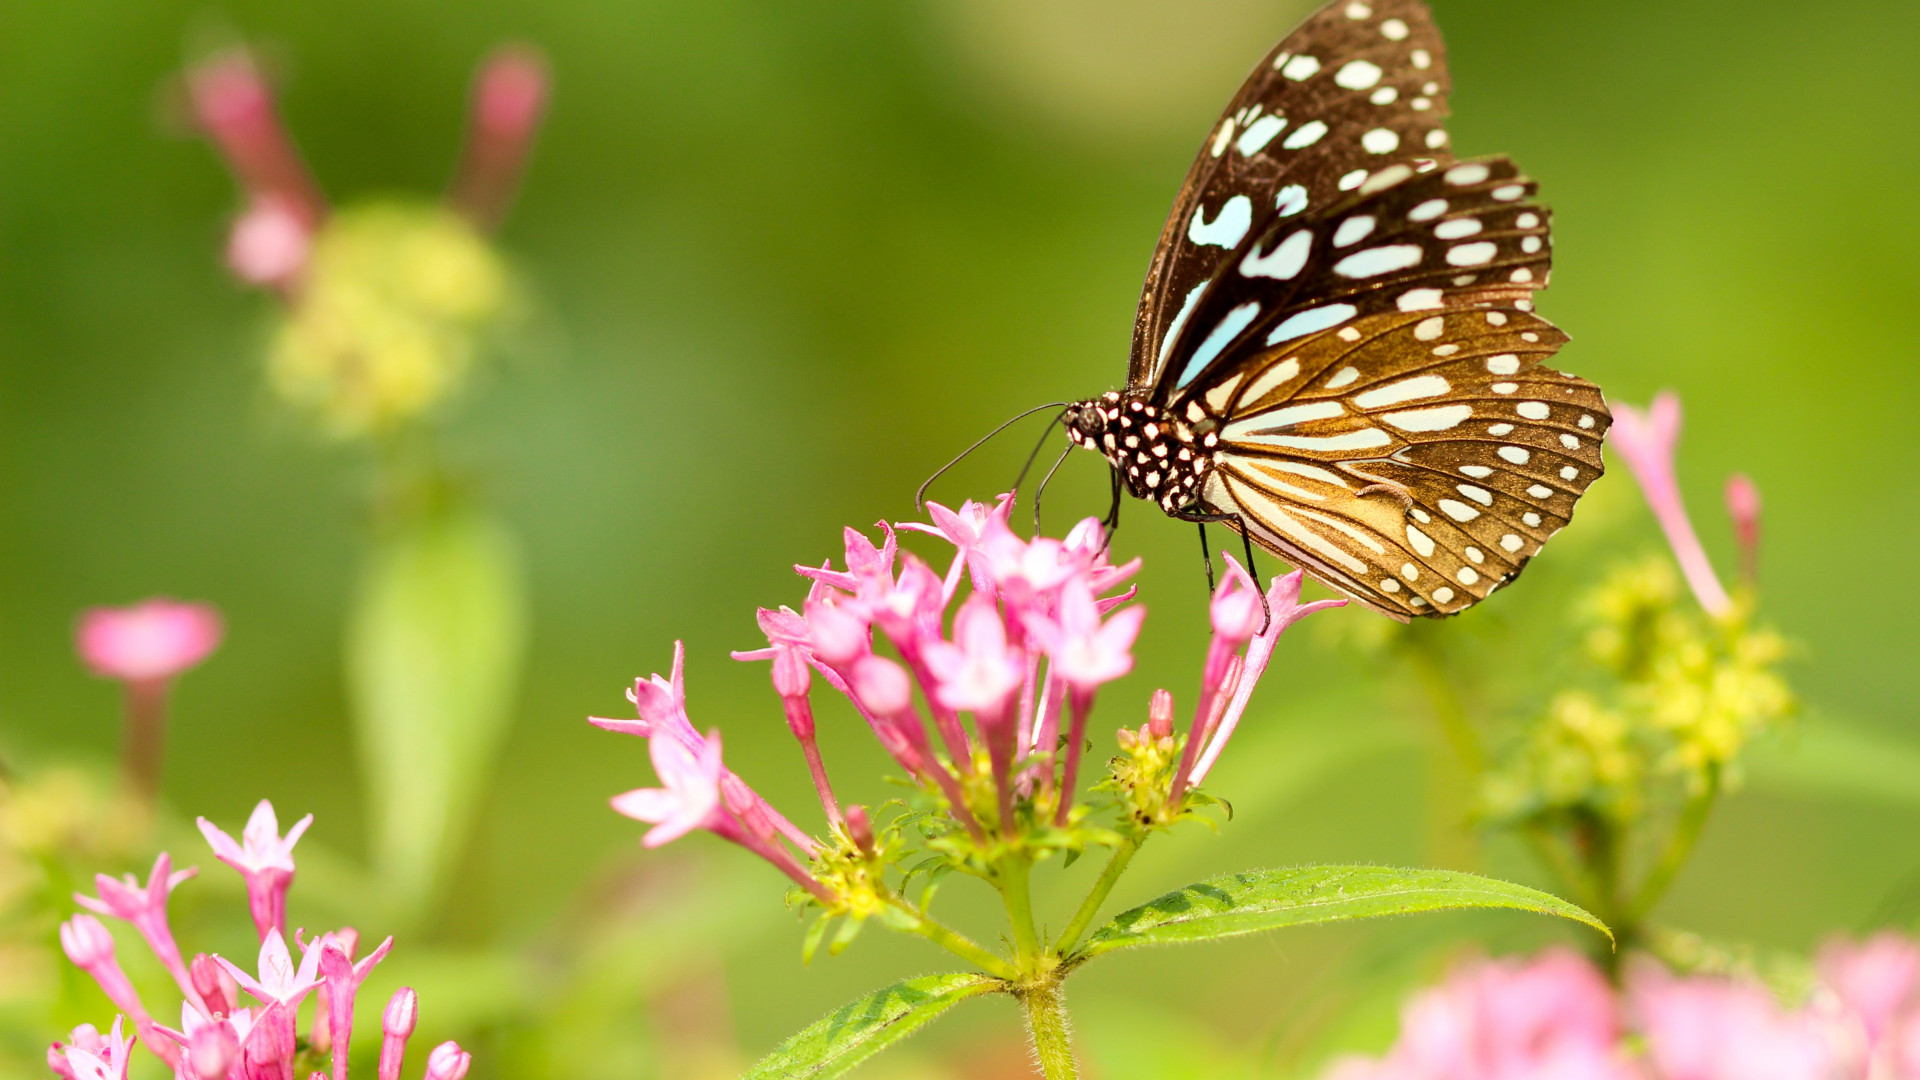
[
  {"xmin": 1459, "ymin": 465, "xmax": 1492, "ymax": 478},
  {"xmin": 1409, "ymin": 199, "xmax": 1448, "ymax": 221},
  {"xmin": 1266, "ymin": 304, "xmax": 1357, "ymax": 345},
  {"xmin": 1276, "ymin": 185, "xmax": 1309, "ymax": 216},
  {"xmin": 1338, "ymin": 169, "xmax": 1370, "ymax": 190},
  {"xmin": 1516, "ymin": 401, "xmax": 1551, "ymax": 420},
  {"xmin": 1282, "ymin": 55, "xmax": 1321, "ymax": 81},
  {"xmin": 1497, "ymin": 446, "xmax": 1530, "ymax": 464},
  {"xmin": 1361, "ymin": 128, "xmax": 1400, "ymax": 154},
  {"xmin": 1210, "ymin": 119, "xmax": 1236, "ymax": 157},
  {"xmin": 1500, "ymin": 534, "xmax": 1523, "ymax": 552},
  {"xmin": 1241, "ymin": 229, "xmax": 1313, "ymax": 280},
  {"xmin": 1432, "ymin": 585, "xmax": 1454, "ymax": 603},
  {"xmin": 1415, "ymin": 317, "xmax": 1444, "ymax": 340},
  {"xmin": 1382, "ymin": 404, "xmax": 1471, "ymax": 432},
  {"xmin": 1333, "ymin": 216, "xmax": 1376, "ymax": 247},
  {"xmin": 1224, "ymin": 401, "xmax": 1344, "ymax": 435},
  {"xmin": 1335, "ymin": 60, "xmax": 1384, "ymax": 90},
  {"xmin": 1398, "ymin": 288, "xmax": 1444, "ymax": 311},
  {"xmin": 1445, "ymin": 163, "xmax": 1490, "ymax": 186},
  {"xmin": 1326, "ymin": 366, "xmax": 1360, "ymax": 389},
  {"xmin": 1381, "ymin": 17, "xmax": 1409, "ymax": 39},
  {"xmin": 1371, "ymin": 86, "xmax": 1398, "ymax": 105},
  {"xmin": 1411, "ymin": 49, "xmax": 1432, "ymax": 69},
  {"xmin": 1457, "ymin": 484, "xmax": 1494, "ymax": 506},
  {"xmin": 1355, "ymin": 375, "xmax": 1450, "ymax": 409},
  {"xmin": 1236, "ymin": 114, "xmax": 1288, "ymax": 156},
  {"xmin": 1156, "ymin": 281, "xmax": 1209, "ymax": 371},
  {"xmin": 1240, "ymin": 357, "xmax": 1300, "ymax": 404},
  {"xmin": 1189, "ymin": 196, "xmax": 1253, "ymax": 249},
  {"xmin": 1446, "ymin": 242, "xmax": 1498, "ymax": 266},
  {"xmin": 1527, "ymin": 484, "xmax": 1553, "ymax": 498},
  {"xmin": 1439, "ymin": 500, "xmax": 1479, "ymax": 521},
  {"xmin": 1235, "ymin": 428, "xmax": 1392, "ymax": 453},
  {"xmin": 1334, "ymin": 245, "xmax": 1424, "ymax": 278},
  {"xmin": 1283, "ymin": 120, "xmax": 1329, "ymax": 148},
  {"xmin": 1486, "ymin": 354, "xmax": 1520, "ymax": 375},
  {"xmin": 1457, "ymin": 567, "xmax": 1479, "ymax": 585},
  {"xmin": 1434, "ymin": 218, "xmax": 1482, "ymax": 240}
]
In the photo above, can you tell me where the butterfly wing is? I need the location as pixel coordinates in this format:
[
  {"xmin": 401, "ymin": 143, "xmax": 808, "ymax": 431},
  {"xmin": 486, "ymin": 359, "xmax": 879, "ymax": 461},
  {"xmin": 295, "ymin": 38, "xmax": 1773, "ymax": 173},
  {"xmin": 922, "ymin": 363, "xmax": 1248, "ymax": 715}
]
[
  {"xmin": 1185, "ymin": 306, "xmax": 1607, "ymax": 619},
  {"xmin": 1129, "ymin": 0, "xmax": 1455, "ymax": 391}
]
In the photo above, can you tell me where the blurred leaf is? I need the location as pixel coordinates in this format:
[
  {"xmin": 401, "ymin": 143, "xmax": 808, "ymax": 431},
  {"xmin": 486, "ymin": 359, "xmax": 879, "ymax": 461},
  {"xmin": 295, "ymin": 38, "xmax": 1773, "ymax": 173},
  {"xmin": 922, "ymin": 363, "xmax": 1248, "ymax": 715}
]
[
  {"xmin": 1745, "ymin": 715, "xmax": 1920, "ymax": 808},
  {"xmin": 1075, "ymin": 865, "xmax": 1608, "ymax": 960},
  {"xmin": 346, "ymin": 504, "xmax": 528, "ymax": 923},
  {"xmin": 742, "ymin": 971, "xmax": 1004, "ymax": 1079}
]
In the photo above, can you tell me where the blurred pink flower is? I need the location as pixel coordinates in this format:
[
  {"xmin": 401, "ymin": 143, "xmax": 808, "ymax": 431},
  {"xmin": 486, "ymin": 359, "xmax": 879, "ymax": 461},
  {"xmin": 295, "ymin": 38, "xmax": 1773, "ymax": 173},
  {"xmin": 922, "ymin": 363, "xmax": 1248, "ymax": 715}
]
[
  {"xmin": 59, "ymin": 916, "xmax": 149, "ymax": 1029},
  {"xmin": 54, "ymin": 1017, "xmax": 137, "ymax": 1080},
  {"xmin": 1819, "ymin": 932, "xmax": 1920, "ymax": 1067},
  {"xmin": 75, "ymin": 853, "xmax": 202, "ymax": 1012},
  {"xmin": 611, "ymin": 729, "xmax": 729, "ymax": 849},
  {"xmin": 1627, "ymin": 960, "xmax": 1837, "ymax": 1080},
  {"xmin": 451, "ymin": 46, "xmax": 549, "ymax": 230},
  {"xmin": 184, "ymin": 49, "xmax": 325, "ymax": 228},
  {"xmin": 1725, "ymin": 474, "xmax": 1762, "ymax": 585},
  {"xmin": 1607, "ymin": 394, "xmax": 1731, "ymax": 617},
  {"xmin": 197, "ymin": 800, "xmax": 312, "ymax": 941},
  {"xmin": 226, "ymin": 194, "xmax": 312, "ymax": 288},
  {"xmin": 76, "ymin": 599, "xmax": 223, "ymax": 684},
  {"xmin": 213, "ymin": 930, "xmax": 324, "ymax": 1013}
]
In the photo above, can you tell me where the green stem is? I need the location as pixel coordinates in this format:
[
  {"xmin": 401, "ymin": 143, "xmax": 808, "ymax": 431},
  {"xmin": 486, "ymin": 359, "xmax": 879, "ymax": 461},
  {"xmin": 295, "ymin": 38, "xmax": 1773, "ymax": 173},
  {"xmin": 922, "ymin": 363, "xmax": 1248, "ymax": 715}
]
[
  {"xmin": 893, "ymin": 900, "xmax": 1019, "ymax": 980},
  {"xmin": 1052, "ymin": 835, "xmax": 1141, "ymax": 958},
  {"xmin": 1624, "ymin": 764, "xmax": 1721, "ymax": 926},
  {"xmin": 1000, "ymin": 856, "xmax": 1041, "ymax": 969},
  {"xmin": 1020, "ymin": 980, "xmax": 1078, "ymax": 1080},
  {"xmin": 1523, "ymin": 820, "xmax": 1602, "ymax": 917},
  {"xmin": 1403, "ymin": 630, "xmax": 1485, "ymax": 772}
]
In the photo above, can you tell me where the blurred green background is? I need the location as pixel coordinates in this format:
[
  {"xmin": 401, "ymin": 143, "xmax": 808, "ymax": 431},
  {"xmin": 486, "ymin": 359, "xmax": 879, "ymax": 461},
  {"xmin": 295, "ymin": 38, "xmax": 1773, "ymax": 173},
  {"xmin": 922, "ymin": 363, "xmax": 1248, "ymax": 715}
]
[{"xmin": 2, "ymin": 0, "xmax": 1916, "ymax": 1075}]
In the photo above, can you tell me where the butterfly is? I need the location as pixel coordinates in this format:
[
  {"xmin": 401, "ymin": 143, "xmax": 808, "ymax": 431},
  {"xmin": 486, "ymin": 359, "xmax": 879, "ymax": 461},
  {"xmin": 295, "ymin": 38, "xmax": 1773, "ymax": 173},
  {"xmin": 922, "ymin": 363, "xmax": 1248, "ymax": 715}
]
[{"xmin": 1060, "ymin": 0, "xmax": 1609, "ymax": 620}]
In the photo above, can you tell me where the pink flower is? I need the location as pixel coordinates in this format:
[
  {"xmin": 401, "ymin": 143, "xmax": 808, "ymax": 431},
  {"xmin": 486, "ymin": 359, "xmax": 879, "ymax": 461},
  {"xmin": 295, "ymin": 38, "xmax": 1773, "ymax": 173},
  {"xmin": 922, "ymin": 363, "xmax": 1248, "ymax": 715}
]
[
  {"xmin": 1028, "ymin": 578, "xmax": 1144, "ymax": 693},
  {"xmin": 1189, "ymin": 570, "xmax": 1345, "ymax": 786},
  {"xmin": 54, "ymin": 1017, "xmax": 137, "ymax": 1080},
  {"xmin": 1320, "ymin": 949, "xmax": 1637, "ymax": 1080},
  {"xmin": 1608, "ymin": 394, "xmax": 1732, "ymax": 617},
  {"xmin": 150, "ymin": 1002, "xmax": 251, "ymax": 1080},
  {"xmin": 184, "ymin": 49, "xmax": 325, "ymax": 230},
  {"xmin": 314, "ymin": 931, "xmax": 393, "ymax": 1080},
  {"xmin": 198, "ymin": 801, "xmax": 312, "ymax": 941},
  {"xmin": 426, "ymin": 1041, "xmax": 473, "ymax": 1080},
  {"xmin": 1819, "ymin": 932, "xmax": 1920, "ymax": 1050},
  {"xmin": 1725, "ymin": 474, "xmax": 1762, "ymax": 584},
  {"xmin": 611, "ymin": 729, "xmax": 730, "ymax": 849},
  {"xmin": 1060, "ymin": 517, "xmax": 1141, "ymax": 596},
  {"xmin": 1627, "ymin": 960, "xmax": 1837, "ymax": 1080},
  {"xmin": 900, "ymin": 496, "xmax": 1014, "ymax": 600},
  {"xmin": 922, "ymin": 595, "xmax": 1025, "ymax": 715},
  {"xmin": 76, "ymin": 600, "xmax": 223, "ymax": 684},
  {"xmin": 213, "ymin": 930, "xmax": 325, "ymax": 1012},
  {"xmin": 226, "ymin": 194, "xmax": 312, "ymax": 288},
  {"xmin": 75, "ymin": 853, "xmax": 201, "ymax": 1008},
  {"xmin": 60, "ymin": 916, "xmax": 149, "ymax": 1027},
  {"xmin": 796, "ymin": 524, "xmax": 898, "ymax": 594},
  {"xmin": 379, "ymin": 988, "xmax": 418, "ymax": 1080},
  {"xmin": 450, "ymin": 46, "xmax": 549, "ymax": 230}
]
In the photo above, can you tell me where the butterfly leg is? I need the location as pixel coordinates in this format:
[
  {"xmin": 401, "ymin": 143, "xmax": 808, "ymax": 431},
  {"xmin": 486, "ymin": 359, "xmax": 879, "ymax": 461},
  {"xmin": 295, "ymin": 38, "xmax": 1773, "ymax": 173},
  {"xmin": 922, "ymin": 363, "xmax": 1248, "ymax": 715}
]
[
  {"xmin": 1174, "ymin": 507, "xmax": 1270, "ymax": 633},
  {"xmin": 1097, "ymin": 466, "xmax": 1123, "ymax": 555}
]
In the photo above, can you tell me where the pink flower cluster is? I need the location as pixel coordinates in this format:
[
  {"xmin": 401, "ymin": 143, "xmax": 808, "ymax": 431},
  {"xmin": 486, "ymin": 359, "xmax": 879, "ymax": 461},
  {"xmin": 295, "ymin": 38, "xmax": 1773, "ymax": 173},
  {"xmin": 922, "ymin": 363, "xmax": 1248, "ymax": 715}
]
[
  {"xmin": 591, "ymin": 495, "xmax": 1341, "ymax": 889},
  {"xmin": 184, "ymin": 43, "xmax": 547, "ymax": 290},
  {"xmin": 1320, "ymin": 936, "xmax": 1920, "ymax": 1080},
  {"xmin": 54, "ymin": 800, "xmax": 466, "ymax": 1080}
]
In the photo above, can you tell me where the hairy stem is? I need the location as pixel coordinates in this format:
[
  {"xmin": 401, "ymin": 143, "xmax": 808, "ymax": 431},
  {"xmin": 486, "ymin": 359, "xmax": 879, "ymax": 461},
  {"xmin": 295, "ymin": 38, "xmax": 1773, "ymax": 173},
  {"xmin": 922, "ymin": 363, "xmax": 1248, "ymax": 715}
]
[
  {"xmin": 885, "ymin": 895, "xmax": 1019, "ymax": 979},
  {"xmin": 1052, "ymin": 835, "xmax": 1142, "ymax": 958},
  {"xmin": 1020, "ymin": 980, "xmax": 1078, "ymax": 1080},
  {"xmin": 1000, "ymin": 856, "xmax": 1041, "ymax": 970}
]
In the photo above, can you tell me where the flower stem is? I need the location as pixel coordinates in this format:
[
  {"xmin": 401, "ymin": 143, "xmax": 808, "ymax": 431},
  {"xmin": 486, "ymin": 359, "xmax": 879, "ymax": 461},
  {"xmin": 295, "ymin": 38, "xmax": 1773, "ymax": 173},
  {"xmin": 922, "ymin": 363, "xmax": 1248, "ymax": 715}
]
[
  {"xmin": 892, "ymin": 901, "xmax": 1019, "ymax": 980},
  {"xmin": 1000, "ymin": 856, "xmax": 1042, "ymax": 969},
  {"xmin": 121, "ymin": 679, "xmax": 170, "ymax": 804},
  {"xmin": 1052, "ymin": 835, "xmax": 1141, "ymax": 958},
  {"xmin": 1624, "ymin": 763, "xmax": 1721, "ymax": 927},
  {"xmin": 1019, "ymin": 979, "xmax": 1078, "ymax": 1080}
]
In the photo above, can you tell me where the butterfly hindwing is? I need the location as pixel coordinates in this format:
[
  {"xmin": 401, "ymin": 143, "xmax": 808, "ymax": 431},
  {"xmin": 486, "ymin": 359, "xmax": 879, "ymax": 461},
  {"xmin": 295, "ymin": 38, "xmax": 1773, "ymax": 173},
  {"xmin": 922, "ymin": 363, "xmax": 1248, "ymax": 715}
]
[
  {"xmin": 1189, "ymin": 307, "xmax": 1607, "ymax": 619},
  {"xmin": 1130, "ymin": 0, "xmax": 1455, "ymax": 391},
  {"xmin": 1154, "ymin": 157, "xmax": 1552, "ymax": 405}
]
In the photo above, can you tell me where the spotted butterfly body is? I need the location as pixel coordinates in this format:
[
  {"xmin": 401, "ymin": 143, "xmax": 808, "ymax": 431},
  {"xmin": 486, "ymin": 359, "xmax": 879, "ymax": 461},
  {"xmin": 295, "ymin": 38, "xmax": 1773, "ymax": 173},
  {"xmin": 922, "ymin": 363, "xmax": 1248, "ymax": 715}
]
[{"xmin": 1063, "ymin": 0, "xmax": 1608, "ymax": 620}]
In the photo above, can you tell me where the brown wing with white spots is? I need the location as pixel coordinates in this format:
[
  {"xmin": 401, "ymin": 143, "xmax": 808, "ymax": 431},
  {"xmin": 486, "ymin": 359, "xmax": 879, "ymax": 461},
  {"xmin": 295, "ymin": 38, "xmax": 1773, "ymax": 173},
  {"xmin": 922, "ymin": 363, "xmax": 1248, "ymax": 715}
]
[
  {"xmin": 1129, "ymin": 0, "xmax": 1455, "ymax": 391},
  {"xmin": 1153, "ymin": 157, "xmax": 1552, "ymax": 405},
  {"xmin": 1187, "ymin": 307, "xmax": 1608, "ymax": 619}
]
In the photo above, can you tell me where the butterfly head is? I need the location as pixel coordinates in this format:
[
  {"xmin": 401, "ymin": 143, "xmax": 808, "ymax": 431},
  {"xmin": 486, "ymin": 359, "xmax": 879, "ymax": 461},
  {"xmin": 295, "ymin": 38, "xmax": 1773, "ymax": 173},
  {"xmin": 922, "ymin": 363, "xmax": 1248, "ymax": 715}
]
[{"xmin": 1067, "ymin": 391, "xmax": 1213, "ymax": 511}]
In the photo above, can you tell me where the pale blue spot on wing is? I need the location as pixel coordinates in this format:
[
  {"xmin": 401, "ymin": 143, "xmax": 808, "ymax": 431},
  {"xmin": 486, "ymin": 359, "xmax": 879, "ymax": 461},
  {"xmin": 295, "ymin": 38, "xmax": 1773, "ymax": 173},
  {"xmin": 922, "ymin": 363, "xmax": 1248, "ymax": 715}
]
[
  {"xmin": 1175, "ymin": 301, "xmax": 1262, "ymax": 388},
  {"xmin": 1265, "ymin": 304, "xmax": 1358, "ymax": 346}
]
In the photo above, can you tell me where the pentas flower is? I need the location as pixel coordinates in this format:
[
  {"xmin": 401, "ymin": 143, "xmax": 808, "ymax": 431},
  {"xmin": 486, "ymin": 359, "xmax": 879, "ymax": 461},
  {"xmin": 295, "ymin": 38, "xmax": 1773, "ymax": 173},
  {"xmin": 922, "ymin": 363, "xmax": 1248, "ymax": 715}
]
[
  {"xmin": 1725, "ymin": 473, "xmax": 1763, "ymax": 585},
  {"xmin": 50, "ymin": 1017, "xmax": 137, "ymax": 1080},
  {"xmin": 1608, "ymin": 393, "xmax": 1732, "ymax": 618},
  {"xmin": 197, "ymin": 800, "xmax": 312, "ymax": 940},
  {"xmin": 1819, "ymin": 933, "xmax": 1920, "ymax": 1075},
  {"xmin": 1627, "ymin": 961, "xmax": 1838, "ymax": 1080},
  {"xmin": 902, "ymin": 496, "xmax": 1015, "ymax": 601},
  {"xmin": 55, "ymin": 806, "xmax": 454, "ymax": 1078},
  {"xmin": 76, "ymin": 600, "xmax": 224, "ymax": 683},
  {"xmin": 1026, "ymin": 578, "xmax": 1145, "ymax": 693}
]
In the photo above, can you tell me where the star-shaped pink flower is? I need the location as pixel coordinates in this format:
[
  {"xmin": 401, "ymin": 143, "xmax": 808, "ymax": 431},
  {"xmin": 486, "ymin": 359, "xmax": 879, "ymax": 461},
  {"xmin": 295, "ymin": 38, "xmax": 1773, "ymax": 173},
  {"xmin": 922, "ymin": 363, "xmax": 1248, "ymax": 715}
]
[
  {"xmin": 198, "ymin": 800, "xmax": 312, "ymax": 940},
  {"xmin": 610, "ymin": 729, "xmax": 731, "ymax": 849},
  {"xmin": 212, "ymin": 930, "xmax": 325, "ymax": 1012},
  {"xmin": 54, "ymin": 1017, "xmax": 137, "ymax": 1080},
  {"xmin": 1026, "ymin": 578, "xmax": 1145, "ymax": 693},
  {"xmin": 75, "ymin": 853, "xmax": 201, "ymax": 1010},
  {"xmin": 921, "ymin": 595, "xmax": 1026, "ymax": 715}
]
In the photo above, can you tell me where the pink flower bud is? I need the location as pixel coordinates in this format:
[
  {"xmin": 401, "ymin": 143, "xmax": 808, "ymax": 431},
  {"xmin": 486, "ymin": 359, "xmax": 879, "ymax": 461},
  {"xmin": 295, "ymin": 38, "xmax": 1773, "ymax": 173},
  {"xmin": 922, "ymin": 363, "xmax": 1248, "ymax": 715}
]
[
  {"xmin": 807, "ymin": 602, "xmax": 869, "ymax": 666},
  {"xmin": 47, "ymin": 1044, "xmax": 77, "ymax": 1080},
  {"xmin": 850, "ymin": 655, "xmax": 912, "ymax": 716},
  {"xmin": 1725, "ymin": 473, "xmax": 1761, "ymax": 583},
  {"xmin": 425, "ymin": 1040, "xmax": 472, "ymax": 1080},
  {"xmin": 1147, "ymin": 688, "xmax": 1174, "ymax": 740},
  {"xmin": 60, "ymin": 914, "xmax": 115, "ymax": 968},
  {"xmin": 772, "ymin": 644, "xmax": 811, "ymax": 699},
  {"xmin": 189, "ymin": 1022, "xmax": 239, "ymax": 1080},
  {"xmin": 76, "ymin": 599, "xmax": 223, "ymax": 683},
  {"xmin": 191, "ymin": 954, "xmax": 235, "ymax": 1016},
  {"xmin": 1208, "ymin": 561, "xmax": 1262, "ymax": 645},
  {"xmin": 244, "ymin": 1004, "xmax": 295, "ymax": 1077},
  {"xmin": 380, "ymin": 988, "xmax": 417, "ymax": 1080},
  {"xmin": 226, "ymin": 195, "xmax": 310, "ymax": 288},
  {"xmin": 845, "ymin": 805, "xmax": 875, "ymax": 855}
]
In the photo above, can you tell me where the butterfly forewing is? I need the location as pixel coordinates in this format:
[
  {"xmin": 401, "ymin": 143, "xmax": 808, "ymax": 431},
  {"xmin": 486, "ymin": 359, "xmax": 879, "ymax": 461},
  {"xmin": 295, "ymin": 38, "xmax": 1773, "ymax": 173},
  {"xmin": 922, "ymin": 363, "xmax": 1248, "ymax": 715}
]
[
  {"xmin": 1192, "ymin": 307, "xmax": 1608, "ymax": 618},
  {"xmin": 1154, "ymin": 157, "xmax": 1552, "ymax": 404},
  {"xmin": 1130, "ymin": 0, "xmax": 1455, "ymax": 391}
]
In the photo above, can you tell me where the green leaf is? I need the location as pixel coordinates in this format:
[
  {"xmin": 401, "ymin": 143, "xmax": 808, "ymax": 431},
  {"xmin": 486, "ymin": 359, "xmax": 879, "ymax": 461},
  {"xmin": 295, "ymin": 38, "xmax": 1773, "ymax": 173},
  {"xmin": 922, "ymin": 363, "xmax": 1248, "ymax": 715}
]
[
  {"xmin": 1075, "ymin": 864, "xmax": 1609, "ymax": 961},
  {"xmin": 346, "ymin": 505, "xmax": 528, "ymax": 924},
  {"xmin": 743, "ymin": 972, "xmax": 1003, "ymax": 1079}
]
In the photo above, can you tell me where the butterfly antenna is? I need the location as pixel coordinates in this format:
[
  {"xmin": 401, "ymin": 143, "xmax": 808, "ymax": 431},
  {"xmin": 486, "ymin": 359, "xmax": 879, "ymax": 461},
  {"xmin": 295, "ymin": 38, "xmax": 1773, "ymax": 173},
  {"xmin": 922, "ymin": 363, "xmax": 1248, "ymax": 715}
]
[
  {"xmin": 1030, "ymin": 443, "xmax": 1074, "ymax": 536},
  {"xmin": 1010, "ymin": 408, "xmax": 1070, "ymax": 494},
  {"xmin": 916, "ymin": 401, "xmax": 1071, "ymax": 512}
]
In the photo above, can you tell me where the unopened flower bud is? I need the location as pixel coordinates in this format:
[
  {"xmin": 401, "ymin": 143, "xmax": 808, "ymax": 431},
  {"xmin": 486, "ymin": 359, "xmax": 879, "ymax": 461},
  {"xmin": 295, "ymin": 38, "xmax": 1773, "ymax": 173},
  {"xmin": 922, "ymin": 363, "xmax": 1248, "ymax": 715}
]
[
  {"xmin": 1725, "ymin": 473, "xmax": 1761, "ymax": 583},
  {"xmin": 47, "ymin": 1044, "xmax": 77, "ymax": 1080},
  {"xmin": 845, "ymin": 805, "xmax": 875, "ymax": 855},
  {"xmin": 850, "ymin": 655, "xmax": 912, "ymax": 716},
  {"xmin": 189, "ymin": 1021, "xmax": 239, "ymax": 1080},
  {"xmin": 772, "ymin": 644, "xmax": 811, "ymax": 700},
  {"xmin": 380, "ymin": 987, "xmax": 418, "ymax": 1080},
  {"xmin": 1147, "ymin": 688, "xmax": 1175, "ymax": 740},
  {"xmin": 227, "ymin": 195, "xmax": 311, "ymax": 287},
  {"xmin": 246, "ymin": 1004, "xmax": 295, "ymax": 1074},
  {"xmin": 807, "ymin": 603, "xmax": 869, "ymax": 666},
  {"xmin": 59, "ymin": 915, "xmax": 115, "ymax": 968},
  {"xmin": 190, "ymin": 954, "xmax": 233, "ymax": 1016},
  {"xmin": 425, "ymin": 1040, "xmax": 472, "ymax": 1080}
]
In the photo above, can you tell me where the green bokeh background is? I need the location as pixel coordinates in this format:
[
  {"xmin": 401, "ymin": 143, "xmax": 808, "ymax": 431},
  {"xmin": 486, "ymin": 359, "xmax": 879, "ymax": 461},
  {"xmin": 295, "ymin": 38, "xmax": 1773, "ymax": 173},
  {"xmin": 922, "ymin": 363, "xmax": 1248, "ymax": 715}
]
[{"xmin": 2, "ymin": 0, "xmax": 1915, "ymax": 1075}]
